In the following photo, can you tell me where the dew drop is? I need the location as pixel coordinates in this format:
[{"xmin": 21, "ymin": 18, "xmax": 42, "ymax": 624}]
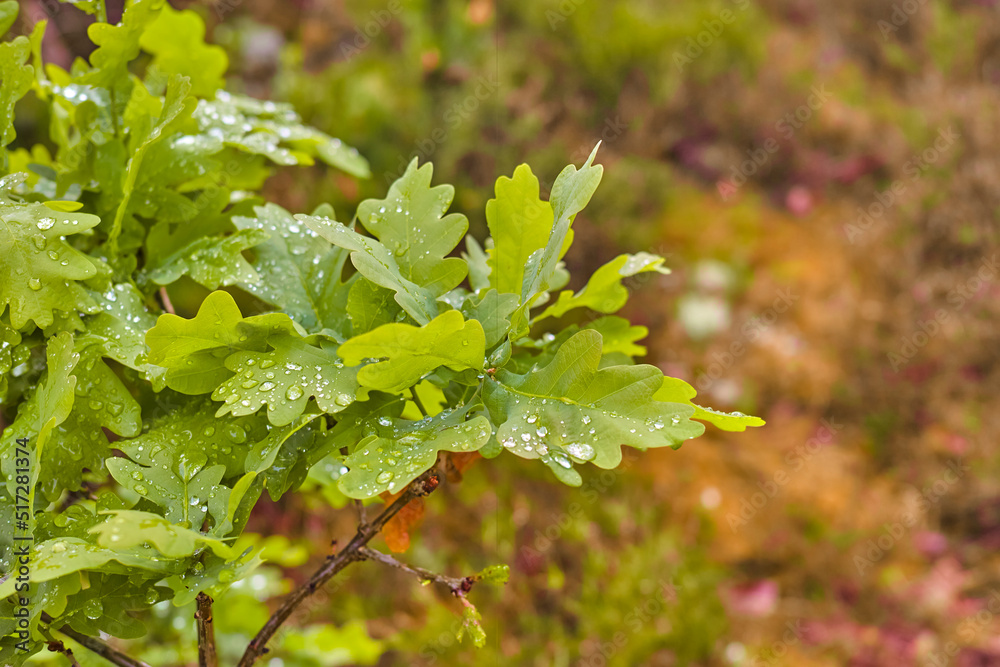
[{"xmin": 285, "ymin": 385, "xmax": 304, "ymax": 400}]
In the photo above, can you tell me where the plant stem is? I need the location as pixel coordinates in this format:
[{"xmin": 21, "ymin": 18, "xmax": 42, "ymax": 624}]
[
  {"xmin": 159, "ymin": 287, "xmax": 176, "ymax": 314},
  {"xmin": 357, "ymin": 547, "xmax": 474, "ymax": 596},
  {"xmin": 236, "ymin": 472, "xmax": 441, "ymax": 667},
  {"xmin": 195, "ymin": 592, "xmax": 218, "ymax": 667},
  {"xmin": 45, "ymin": 639, "xmax": 81, "ymax": 667},
  {"xmin": 42, "ymin": 614, "xmax": 152, "ymax": 667},
  {"xmin": 410, "ymin": 387, "xmax": 430, "ymax": 417}
]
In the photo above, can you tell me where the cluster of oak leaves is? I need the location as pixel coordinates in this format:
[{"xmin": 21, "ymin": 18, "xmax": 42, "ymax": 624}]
[{"xmin": 0, "ymin": 0, "xmax": 761, "ymax": 661}]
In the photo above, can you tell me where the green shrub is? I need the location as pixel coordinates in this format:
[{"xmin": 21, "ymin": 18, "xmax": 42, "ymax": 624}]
[{"xmin": 0, "ymin": 1, "xmax": 761, "ymax": 664}]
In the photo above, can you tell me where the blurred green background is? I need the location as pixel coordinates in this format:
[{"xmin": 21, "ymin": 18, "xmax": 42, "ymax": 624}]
[{"xmin": 11, "ymin": 0, "xmax": 1000, "ymax": 664}]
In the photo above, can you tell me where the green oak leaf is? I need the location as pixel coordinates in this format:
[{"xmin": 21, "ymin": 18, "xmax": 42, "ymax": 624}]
[
  {"xmin": 653, "ymin": 376, "xmax": 766, "ymax": 432},
  {"xmin": 0, "ymin": 1, "xmax": 18, "ymax": 35},
  {"xmin": 138, "ymin": 3, "xmax": 227, "ymax": 97},
  {"xmin": 33, "ymin": 345, "xmax": 142, "ymax": 501},
  {"xmin": 109, "ymin": 74, "xmax": 197, "ymax": 251},
  {"xmin": 300, "ymin": 212, "xmax": 440, "ymax": 324},
  {"xmin": 163, "ymin": 546, "xmax": 262, "ymax": 607},
  {"xmin": 511, "ymin": 144, "xmax": 604, "ymax": 335},
  {"xmin": 106, "ymin": 399, "xmax": 269, "ymax": 527},
  {"xmin": 146, "ymin": 290, "xmax": 302, "ymax": 394},
  {"xmin": 90, "ymin": 510, "xmax": 237, "ymax": 558},
  {"xmin": 0, "ymin": 36, "xmax": 32, "ymax": 150},
  {"xmin": 82, "ymin": 0, "xmax": 164, "ymax": 89},
  {"xmin": 338, "ymin": 310, "xmax": 486, "ymax": 394},
  {"xmin": 192, "ymin": 91, "xmax": 369, "ymax": 177},
  {"xmin": 485, "ymin": 164, "xmax": 554, "ymax": 296},
  {"xmin": 213, "ymin": 335, "xmax": 360, "ymax": 426},
  {"xmin": 586, "ymin": 316, "xmax": 649, "ymax": 358},
  {"xmin": 461, "ymin": 289, "xmax": 520, "ymax": 348},
  {"xmin": 357, "ymin": 159, "xmax": 469, "ymax": 296},
  {"xmin": 146, "ymin": 227, "xmax": 269, "ymax": 289},
  {"xmin": 338, "ymin": 411, "xmax": 492, "ymax": 498},
  {"xmin": 536, "ymin": 252, "xmax": 669, "ymax": 321},
  {"xmin": 85, "ymin": 282, "xmax": 158, "ymax": 369},
  {"xmin": 0, "ymin": 537, "xmax": 177, "ymax": 600},
  {"xmin": 0, "ymin": 201, "xmax": 101, "ymax": 328},
  {"xmin": 0, "ymin": 315, "xmax": 21, "ymax": 400},
  {"xmin": 59, "ymin": 574, "xmax": 165, "ymax": 639},
  {"xmin": 234, "ymin": 203, "xmax": 354, "ymax": 333},
  {"xmin": 483, "ymin": 330, "xmax": 705, "ymax": 485},
  {"xmin": 347, "ymin": 277, "xmax": 402, "ymax": 335}
]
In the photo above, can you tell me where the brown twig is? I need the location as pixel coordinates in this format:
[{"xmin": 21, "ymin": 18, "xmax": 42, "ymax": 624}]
[
  {"xmin": 42, "ymin": 614, "xmax": 152, "ymax": 667},
  {"xmin": 46, "ymin": 639, "xmax": 82, "ymax": 667},
  {"xmin": 358, "ymin": 546, "xmax": 475, "ymax": 596},
  {"xmin": 353, "ymin": 498, "xmax": 368, "ymax": 528},
  {"xmin": 236, "ymin": 472, "xmax": 441, "ymax": 667},
  {"xmin": 159, "ymin": 286, "xmax": 175, "ymax": 314},
  {"xmin": 195, "ymin": 592, "xmax": 218, "ymax": 667}
]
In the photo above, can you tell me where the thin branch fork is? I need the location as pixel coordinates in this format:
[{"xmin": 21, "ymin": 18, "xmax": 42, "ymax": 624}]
[
  {"xmin": 357, "ymin": 547, "xmax": 475, "ymax": 597},
  {"xmin": 41, "ymin": 613, "xmax": 152, "ymax": 667},
  {"xmin": 46, "ymin": 639, "xmax": 81, "ymax": 667},
  {"xmin": 195, "ymin": 592, "xmax": 218, "ymax": 667},
  {"xmin": 236, "ymin": 471, "xmax": 441, "ymax": 667}
]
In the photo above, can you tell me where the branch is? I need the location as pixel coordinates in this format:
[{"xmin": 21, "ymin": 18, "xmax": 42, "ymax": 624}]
[
  {"xmin": 46, "ymin": 640, "xmax": 81, "ymax": 667},
  {"xmin": 42, "ymin": 614, "xmax": 152, "ymax": 667},
  {"xmin": 159, "ymin": 287, "xmax": 175, "ymax": 315},
  {"xmin": 236, "ymin": 472, "xmax": 441, "ymax": 667},
  {"xmin": 195, "ymin": 592, "xmax": 218, "ymax": 667},
  {"xmin": 353, "ymin": 499, "xmax": 368, "ymax": 528},
  {"xmin": 358, "ymin": 546, "xmax": 475, "ymax": 596}
]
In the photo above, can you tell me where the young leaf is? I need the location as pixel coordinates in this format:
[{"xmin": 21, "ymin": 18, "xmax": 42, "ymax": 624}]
[
  {"xmin": 485, "ymin": 164, "xmax": 554, "ymax": 296},
  {"xmin": 461, "ymin": 289, "xmax": 520, "ymax": 348},
  {"xmin": 535, "ymin": 252, "xmax": 669, "ymax": 321},
  {"xmin": 90, "ymin": 510, "xmax": 238, "ymax": 559},
  {"xmin": 300, "ymin": 213, "xmax": 440, "ymax": 324},
  {"xmin": 145, "ymin": 290, "xmax": 301, "ymax": 394},
  {"xmin": 85, "ymin": 282, "xmax": 159, "ymax": 369},
  {"xmin": 138, "ymin": 4, "xmax": 227, "ymax": 97},
  {"xmin": 0, "ymin": 201, "xmax": 101, "ymax": 328},
  {"xmin": 338, "ymin": 310, "xmax": 486, "ymax": 394},
  {"xmin": 146, "ymin": 227, "xmax": 269, "ymax": 289},
  {"xmin": 356, "ymin": 159, "xmax": 469, "ymax": 296},
  {"xmin": 0, "ymin": 36, "xmax": 32, "ymax": 151},
  {"xmin": 338, "ymin": 412, "xmax": 492, "ymax": 499},
  {"xmin": 654, "ymin": 376, "xmax": 766, "ymax": 432},
  {"xmin": 213, "ymin": 335, "xmax": 360, "ymax": 426},
  {"xmin": 483, "ymin": 330, "xmax": 705, "ymax": 484},
  {"xmin": 82, "ymin": 0, "xmax": 164, "ymax": 89},
  {"xmin": 234, "ymin": 203, "xmax": 354, "ymax": 333}
]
